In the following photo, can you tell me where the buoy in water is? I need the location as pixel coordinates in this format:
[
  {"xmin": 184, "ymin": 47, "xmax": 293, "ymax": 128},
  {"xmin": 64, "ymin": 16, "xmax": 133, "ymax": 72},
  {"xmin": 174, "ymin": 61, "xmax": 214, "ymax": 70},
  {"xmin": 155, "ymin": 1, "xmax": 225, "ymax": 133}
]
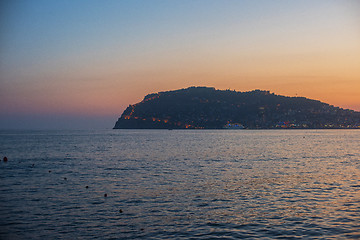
[
  {"xmin": 3, "ymin": 157, "xmax": 8, "ymax": 162},
  {"xmin": 104, "ymin": 193, "xmax": 108, "ymax": 197}
]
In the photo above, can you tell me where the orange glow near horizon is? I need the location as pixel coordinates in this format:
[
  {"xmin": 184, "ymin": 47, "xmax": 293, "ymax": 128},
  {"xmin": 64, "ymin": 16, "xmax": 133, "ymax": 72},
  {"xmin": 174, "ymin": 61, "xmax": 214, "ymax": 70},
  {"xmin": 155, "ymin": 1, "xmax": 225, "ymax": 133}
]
[{"xmin": 1, "ymin": 0, "xmax": 360, "ymax": 128}]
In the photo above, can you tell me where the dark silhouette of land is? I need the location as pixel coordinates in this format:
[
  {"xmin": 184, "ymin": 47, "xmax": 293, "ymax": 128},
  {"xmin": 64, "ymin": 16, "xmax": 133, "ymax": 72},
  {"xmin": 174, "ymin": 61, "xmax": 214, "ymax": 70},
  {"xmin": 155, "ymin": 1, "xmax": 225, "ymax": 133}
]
[{"xmin": 114, "ymin": 87, "xmax": 360, "ymax": 129}]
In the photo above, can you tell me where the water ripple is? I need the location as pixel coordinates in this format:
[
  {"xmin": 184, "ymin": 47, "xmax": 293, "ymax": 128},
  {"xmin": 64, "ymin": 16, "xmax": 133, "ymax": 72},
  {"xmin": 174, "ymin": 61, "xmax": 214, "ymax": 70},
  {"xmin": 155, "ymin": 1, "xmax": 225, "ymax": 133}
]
[{"xmin": 1, "ymin": 129, "xmax": 360, "ymax": 239}]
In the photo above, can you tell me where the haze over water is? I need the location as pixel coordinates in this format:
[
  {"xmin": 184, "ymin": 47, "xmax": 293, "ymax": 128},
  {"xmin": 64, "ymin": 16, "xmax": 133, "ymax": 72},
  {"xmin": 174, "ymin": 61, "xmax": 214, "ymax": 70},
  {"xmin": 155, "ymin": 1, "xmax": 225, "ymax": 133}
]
[
  {"xmin": 1, "ymin": 129, "xmax": 359, "ymax": 239},
  {"xmin": 1, "ymin": 0, "xmax": 360, "ymax": 130}
]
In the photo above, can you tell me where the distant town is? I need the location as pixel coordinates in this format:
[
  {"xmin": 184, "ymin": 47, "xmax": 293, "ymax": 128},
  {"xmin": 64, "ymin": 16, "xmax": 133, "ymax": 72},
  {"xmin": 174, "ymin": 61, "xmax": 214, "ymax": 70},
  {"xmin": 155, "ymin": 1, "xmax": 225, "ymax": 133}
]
[{"xmin": 114, "ymin": 87, "xmax": 360, "ymax": 129}]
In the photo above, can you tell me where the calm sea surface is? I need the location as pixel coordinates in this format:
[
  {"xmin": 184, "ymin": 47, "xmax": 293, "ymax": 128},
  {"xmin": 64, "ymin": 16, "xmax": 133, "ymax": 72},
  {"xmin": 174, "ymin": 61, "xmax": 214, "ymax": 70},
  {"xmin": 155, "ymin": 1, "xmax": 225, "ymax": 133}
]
[{"xmin": 0, "ymin": 129, "xmax": 360, "ymax": 239}]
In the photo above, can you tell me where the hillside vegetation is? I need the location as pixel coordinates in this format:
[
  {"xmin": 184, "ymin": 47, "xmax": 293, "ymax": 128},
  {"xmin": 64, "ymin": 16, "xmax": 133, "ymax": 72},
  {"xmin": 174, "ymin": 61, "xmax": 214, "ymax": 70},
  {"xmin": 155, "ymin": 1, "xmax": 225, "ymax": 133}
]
[{"xmin": 114, "ymin": 87, "xmax": 360, "ymax": 129}]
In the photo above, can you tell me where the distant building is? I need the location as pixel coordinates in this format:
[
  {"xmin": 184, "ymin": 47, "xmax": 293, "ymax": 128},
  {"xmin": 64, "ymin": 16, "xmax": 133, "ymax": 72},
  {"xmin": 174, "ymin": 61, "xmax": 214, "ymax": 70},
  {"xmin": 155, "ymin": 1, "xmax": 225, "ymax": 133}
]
[{"xmin": 223, "ymin": 123, "xmax": 245, "ymax": 129}]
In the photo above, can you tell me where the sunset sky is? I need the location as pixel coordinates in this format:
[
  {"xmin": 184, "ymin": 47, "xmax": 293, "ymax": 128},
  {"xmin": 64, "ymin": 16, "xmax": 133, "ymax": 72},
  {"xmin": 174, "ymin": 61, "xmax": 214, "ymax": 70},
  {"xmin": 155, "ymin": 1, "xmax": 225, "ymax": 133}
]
[{"xmin": 1, "ymin": 0, "xmax": 359, "ymax": 129}]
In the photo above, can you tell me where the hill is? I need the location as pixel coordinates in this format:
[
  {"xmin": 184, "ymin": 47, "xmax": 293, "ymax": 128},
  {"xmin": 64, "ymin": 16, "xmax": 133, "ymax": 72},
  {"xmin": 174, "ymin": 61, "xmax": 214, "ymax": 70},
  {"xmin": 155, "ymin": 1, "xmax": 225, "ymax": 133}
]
[{"xmin": 113, "ymin": 87, "xmax": 360, "ymax": 129}]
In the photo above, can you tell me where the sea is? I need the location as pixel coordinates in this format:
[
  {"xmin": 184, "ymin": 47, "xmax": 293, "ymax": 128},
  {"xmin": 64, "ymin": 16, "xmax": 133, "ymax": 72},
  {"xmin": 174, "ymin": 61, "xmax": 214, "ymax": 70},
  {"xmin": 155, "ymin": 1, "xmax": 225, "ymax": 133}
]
[{"xmin": 0, "ymin": 129, "xmax": 359, "ymax": 239}]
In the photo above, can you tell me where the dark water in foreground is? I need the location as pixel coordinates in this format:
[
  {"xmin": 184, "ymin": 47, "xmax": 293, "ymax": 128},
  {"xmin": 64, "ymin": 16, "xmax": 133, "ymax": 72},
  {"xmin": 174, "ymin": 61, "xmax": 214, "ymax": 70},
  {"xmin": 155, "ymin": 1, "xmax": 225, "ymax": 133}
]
[{"xmin": 0, "ymin": 129, "xmax": 359, "ymax": 239}]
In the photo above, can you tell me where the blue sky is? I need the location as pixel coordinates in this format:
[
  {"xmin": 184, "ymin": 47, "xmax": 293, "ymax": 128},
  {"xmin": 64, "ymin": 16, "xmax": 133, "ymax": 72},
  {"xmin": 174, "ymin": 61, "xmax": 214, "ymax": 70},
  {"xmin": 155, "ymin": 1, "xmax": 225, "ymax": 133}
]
[{"xmin": 1, "ymin": 0, "xmax": 359, "ymax": 129}]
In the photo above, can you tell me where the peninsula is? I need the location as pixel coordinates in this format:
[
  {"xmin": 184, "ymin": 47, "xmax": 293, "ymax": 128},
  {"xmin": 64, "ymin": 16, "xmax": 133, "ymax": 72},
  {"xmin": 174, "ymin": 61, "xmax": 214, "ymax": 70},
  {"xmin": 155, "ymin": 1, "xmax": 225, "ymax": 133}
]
[{"xmin": 114, "ymin": 87, "xmax": 360, "ymax": 129}]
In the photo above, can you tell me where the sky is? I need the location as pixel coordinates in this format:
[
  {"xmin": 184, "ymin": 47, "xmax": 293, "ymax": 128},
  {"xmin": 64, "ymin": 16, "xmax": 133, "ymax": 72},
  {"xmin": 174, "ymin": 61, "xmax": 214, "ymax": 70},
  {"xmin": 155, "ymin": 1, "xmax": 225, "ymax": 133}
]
[{"xmin": 1, "ymin": 0, "xmax": 359, "ymax": 129}]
